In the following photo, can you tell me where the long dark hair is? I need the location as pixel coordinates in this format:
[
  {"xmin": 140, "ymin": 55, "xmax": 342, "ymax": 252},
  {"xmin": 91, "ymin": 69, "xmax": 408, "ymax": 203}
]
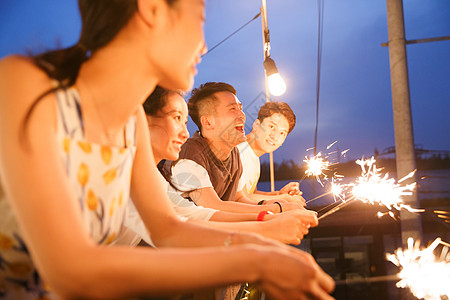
[
  {"xmin": 35, "ymin": 0, "xmax": 139, "ymax": 88},
  {"xmin": 22, "ymin": 0, "xmax": 138, "ymax": 142},
  {"xmin": 23, "ymin": 0, "xmax": 177, "ymax": 141}
]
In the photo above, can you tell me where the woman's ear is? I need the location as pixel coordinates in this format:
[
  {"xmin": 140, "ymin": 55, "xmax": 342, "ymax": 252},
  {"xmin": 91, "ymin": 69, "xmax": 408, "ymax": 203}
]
[{"xmin": 136, "ymin": 0, "xmax": 166, "ymax": 28}]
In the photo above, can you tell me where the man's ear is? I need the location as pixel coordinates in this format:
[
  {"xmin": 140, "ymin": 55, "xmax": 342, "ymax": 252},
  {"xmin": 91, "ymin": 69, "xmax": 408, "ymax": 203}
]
[
  {"xmin": 252, "ymin": 119, "xmax": 261, "ymax": 131},
  {"xmin": 137, "ymin": 0, "xmax": 166, "ymax": 28},
  {"xmin": 201, "ymin": 115, "xmax": 215, "ymax": 130}
]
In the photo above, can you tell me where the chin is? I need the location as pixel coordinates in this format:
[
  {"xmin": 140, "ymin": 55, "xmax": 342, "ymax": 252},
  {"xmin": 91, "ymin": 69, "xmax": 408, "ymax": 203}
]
[
  {"xmin": 159, "ymin": 77, "xmax": 192, "ymax": 93},
  {"xmin": 167, "ymin": 153, "xmax": 179, "ymax": 161}
]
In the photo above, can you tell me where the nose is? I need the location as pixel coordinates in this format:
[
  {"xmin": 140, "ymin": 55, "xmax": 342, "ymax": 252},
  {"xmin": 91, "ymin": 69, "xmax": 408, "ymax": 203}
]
[
  {"xmin": 238, "ymin": 108, "xmax": 245, "ymax": 121},
  {"xmin": 180, "ymin": 126, "xmax": 190, "ymax": 141},
  {"xmin": 269, "ymin": 130, "xmax": 279, "ymax": 141}
]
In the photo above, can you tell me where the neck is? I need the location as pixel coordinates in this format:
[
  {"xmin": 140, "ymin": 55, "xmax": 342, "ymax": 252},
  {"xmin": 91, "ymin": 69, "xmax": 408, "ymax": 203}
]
[
  {"xmin": 246, "ymin": 132, "xmax": 265, "ymax": 157},
  {"xmin": 152, "ymin": 151, "xmax": 163, "ymax": 165},
  {"xmin": 76, "ymin": 46, "xmax": 158, "ymax": 135},
  {"xmin": 202, "ymin": 132, "xmax": 234, "ymax": 161}
]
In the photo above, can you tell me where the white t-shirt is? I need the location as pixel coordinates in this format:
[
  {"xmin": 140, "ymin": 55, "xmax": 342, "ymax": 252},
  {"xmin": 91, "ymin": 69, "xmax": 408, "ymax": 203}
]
[
  {"xmin": 237, "ymin": 141, "xmax": 260, "ymax": 194},
  {"xmin": 170, "ymin": 158, "xmax": 214, "ymax": 195},
  {"xmin": 114, "ymin": 170, "xmax": 216, "ymax": 247}
]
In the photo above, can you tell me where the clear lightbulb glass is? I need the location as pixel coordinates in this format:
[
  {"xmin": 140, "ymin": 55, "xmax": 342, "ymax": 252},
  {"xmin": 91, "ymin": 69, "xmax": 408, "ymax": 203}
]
[{"xmin": 268, "ymin": 73, "xmax": 286, "ymax": 96}]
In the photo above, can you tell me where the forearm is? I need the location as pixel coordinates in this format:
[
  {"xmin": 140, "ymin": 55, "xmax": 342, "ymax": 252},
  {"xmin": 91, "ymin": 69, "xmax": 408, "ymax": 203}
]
[
  {"xmin": 252, "ymin": 191, "xmax": 306, "ymax": 205},
  {"xmin": 205, "ymin": 200, "xmax": 280, "ymax": 214},
  {"xmin": 254, "ymin": 189, "xmax": 279, "ymax": 196},
  {"xmin": 209, "ymin": 210, "xmax": 260, "ymax": 222},
  {"xmin": 52, "ymin": 243, "xmax": 262, "ymax": 299},
  {"xmin": 235, "ymin": 194, "xmax": 259, "ymax": 204},
  {"xmin": 200, "ymin": 220, "xmax": 268, "ymax": 238},
  {"xmin": 247, "ymin": 193, "xmax": 284, "ymax": 202},
  {"xmin": 152, "ymin": 216, "xmax": 264, "ymax": 248}
]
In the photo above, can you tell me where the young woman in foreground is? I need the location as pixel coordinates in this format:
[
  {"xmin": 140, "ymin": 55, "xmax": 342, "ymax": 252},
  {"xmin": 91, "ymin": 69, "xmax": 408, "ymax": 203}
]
[{"xmin": 0, "ymin": 1, "xmax": 334, "ymax": 299}]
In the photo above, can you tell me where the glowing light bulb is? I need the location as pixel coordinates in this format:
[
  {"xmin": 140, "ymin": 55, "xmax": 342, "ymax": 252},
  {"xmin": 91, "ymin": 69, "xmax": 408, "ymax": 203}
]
[
  {"xmin": 268, "ymin": 73, "xmax": 286, "ymax": 96},
  {"xmin": 263, "ymin": 56, "xmax": 287, "ymax": 96}
]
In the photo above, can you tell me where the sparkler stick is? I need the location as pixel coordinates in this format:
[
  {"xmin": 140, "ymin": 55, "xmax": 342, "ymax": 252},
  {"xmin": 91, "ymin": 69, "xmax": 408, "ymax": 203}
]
[
  {"xmin": 306, "ymin": 177, "xmax": 346, "ymax": 205},
  {"xmin": 318, "ymin": 197, "xmax": 356, "ymax": 220},
  {"xmin": 297, "ymin": 173, "xmax": 308, "ymax": 184},
  {"xmin": 335, "ymin": 274, "xmax": 399, "ymax": 285},
  {"xmin": 305, "ymin": 190, "xmax": 334, "ymax": 204},
  {"xmin": 315, "ymin": 197, "xmax": 346, "ymax": 215}
]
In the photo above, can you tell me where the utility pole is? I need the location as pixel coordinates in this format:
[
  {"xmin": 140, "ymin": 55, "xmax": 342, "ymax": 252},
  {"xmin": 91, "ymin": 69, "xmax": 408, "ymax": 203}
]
[
  {"xmin": 386, "ymin": 0, "xmax": 422, "ymax": 246},
  {"xmin": 261, "ymin": 0, "xmax": 275, "ymax": 192}
]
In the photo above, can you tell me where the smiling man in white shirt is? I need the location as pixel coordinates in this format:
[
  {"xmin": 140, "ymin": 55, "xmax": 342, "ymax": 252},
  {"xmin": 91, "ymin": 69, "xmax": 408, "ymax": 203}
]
[{"xmin": 237, "ymin": 101, "xmax": 306, "ymax": 205}]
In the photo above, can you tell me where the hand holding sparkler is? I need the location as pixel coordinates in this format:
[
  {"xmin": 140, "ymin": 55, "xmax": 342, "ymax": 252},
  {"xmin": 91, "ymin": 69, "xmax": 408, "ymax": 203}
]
[
  {"xmin": 279, "ymin": 181, "xmax": 301, "ymax": 195},
  {"xmin": 278, "ymin": 182, "xmax": 306, "ymax": 206}
]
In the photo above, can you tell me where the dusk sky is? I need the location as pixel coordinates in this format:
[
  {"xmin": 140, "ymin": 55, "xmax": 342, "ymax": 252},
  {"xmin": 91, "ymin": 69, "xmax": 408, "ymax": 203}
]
[{"xmin": 1, "ymin": 0, "xmax": 449, "ymax": 165}]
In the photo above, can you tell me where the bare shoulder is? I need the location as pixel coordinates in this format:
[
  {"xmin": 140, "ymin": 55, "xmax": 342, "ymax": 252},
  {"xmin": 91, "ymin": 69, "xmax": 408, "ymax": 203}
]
[
  {"xmin": 0, "ymin": 55, "xmax": 46, "ymax": 82},
  {"xmin": 0, "ymin": 55, "xmax": 54, "ymax": 112}
]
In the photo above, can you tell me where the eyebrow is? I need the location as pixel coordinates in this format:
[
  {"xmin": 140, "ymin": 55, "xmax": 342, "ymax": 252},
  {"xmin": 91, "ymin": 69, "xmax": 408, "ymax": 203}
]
[
  {"xmin": 269, "ymin": 121, "xmax": 288, "ymax": 131},
  {"xmin": 226, "ymin": 102, "xmax": 242, "ymax": 108},
  {"xmin": 167, "ymin": 109, "xmax": 182, "ymax": 113},
  {"xmin": 159, "ymin": 109, "xmax": 184, "ymax": 117}
]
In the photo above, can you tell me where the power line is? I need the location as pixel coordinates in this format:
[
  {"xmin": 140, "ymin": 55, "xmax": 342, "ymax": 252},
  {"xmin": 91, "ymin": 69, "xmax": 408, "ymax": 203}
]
[{"xmin": 202, "ymin": 12, "xmax": 261, "ymax": 57}]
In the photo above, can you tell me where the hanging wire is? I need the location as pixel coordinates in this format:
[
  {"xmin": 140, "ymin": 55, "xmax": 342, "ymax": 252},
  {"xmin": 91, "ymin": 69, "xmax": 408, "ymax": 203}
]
[
  {"xmin": 202, "ymin": 12, "xmax": 261, "ymax": 57},
  {"xmin": 314, "ymin": 0, "xmax": 324, "ymax": 156},
  {"xmin": 311, "ymin": 0, "xmax": 325, "ymax": 198}
]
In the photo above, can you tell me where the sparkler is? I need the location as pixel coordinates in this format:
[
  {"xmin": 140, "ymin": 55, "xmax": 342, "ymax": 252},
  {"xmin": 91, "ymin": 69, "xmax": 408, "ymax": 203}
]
[
  {"xmin": 351, "ymin": 157, "xmax": 424, "ymax": 215},
  {"xmin": 317, "ymin": 157, "xmax": 425, "ymax": 220},
  {"xmin": 301, "ymin": 141, "xmax": 344, "ymax": 188},
  {"xmin": 387, "ymin": 237, "xmax": 450, "ymax": 300},
  {"xmin": 305, "ymin": 176, "xmax": 347, "ymax": 205},
  {"xmin": 331, "ymin": 176, "xmax": 346, "ymax": 202},
  {"xmin": 303, "ymin": 152, "xmax": 331, "ymax": 185}
]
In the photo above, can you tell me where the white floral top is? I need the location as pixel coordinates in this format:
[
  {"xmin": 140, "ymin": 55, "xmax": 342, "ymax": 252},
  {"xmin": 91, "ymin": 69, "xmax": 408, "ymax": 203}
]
[{"xmin": 0, "ymin": 86, "xmax": 136, "ymax": 299}]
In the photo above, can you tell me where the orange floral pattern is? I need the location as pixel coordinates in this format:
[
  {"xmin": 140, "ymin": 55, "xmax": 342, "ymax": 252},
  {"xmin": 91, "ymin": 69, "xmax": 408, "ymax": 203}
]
[
  {"xmin": 109, "ymin": 197, "xmax": 116, "ymax": 217},
  {"xmin": 86, "ymin": 189, "xmax": 98, "ymax": 211},
  {"xmin": 63, "ymin": 137, "xmax": 70, "ymax": 154},
  {"xmin": 105, "ymin": 232, "xmax": 117, "ymax": 245},
  {"xmin": 77, "ymin": 163, "xmax": 89, "ymax": 187},
  {"xmin": 77, "ymin": 141, "xmax": 92, "ymax": 153},
  {"xmin": 118, "ymin": 190, "xmax": 123, "ymax": 207},
  {"xmin": 0, "ymin": 86, "xmax": 137, "ymax": 298},
  {"xmin": 103, "ymin": 168, "xmax": 117, "ymax": 185},
  {"xmin": 101, "ymin": 146, "xmax": 112, "ymax": 165}
]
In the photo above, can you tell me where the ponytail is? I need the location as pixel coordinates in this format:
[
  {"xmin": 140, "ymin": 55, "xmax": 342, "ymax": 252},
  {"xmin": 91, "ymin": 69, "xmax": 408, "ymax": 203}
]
[{"xmin": 22, "ymin": 1, "xmax": 139, "ymax": 145}]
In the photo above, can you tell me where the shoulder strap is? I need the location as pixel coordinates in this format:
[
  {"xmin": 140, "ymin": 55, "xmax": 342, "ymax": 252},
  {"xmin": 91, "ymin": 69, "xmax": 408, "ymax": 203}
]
[{"xmin": 55, "ymin": 87, "xmax": 85, "ymax": 139}]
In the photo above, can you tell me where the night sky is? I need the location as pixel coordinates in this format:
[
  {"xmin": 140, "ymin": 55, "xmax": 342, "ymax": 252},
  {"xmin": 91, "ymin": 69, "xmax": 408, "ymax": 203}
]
[{"xmin": 1, "ymin": 0, "xmax": 449, "ymax": 164}]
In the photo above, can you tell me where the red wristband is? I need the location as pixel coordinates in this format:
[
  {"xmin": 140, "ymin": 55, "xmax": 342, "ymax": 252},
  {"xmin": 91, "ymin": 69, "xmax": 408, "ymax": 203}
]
[{"xmin": 257, "ymin": 210, "xmax": 269, "ymax": 221}]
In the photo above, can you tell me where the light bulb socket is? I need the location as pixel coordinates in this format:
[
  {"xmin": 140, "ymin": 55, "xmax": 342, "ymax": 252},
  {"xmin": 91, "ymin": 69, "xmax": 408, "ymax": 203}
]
[{"xmin": 263, "ymin": 56, "xmax": 279, "ymax": 76}]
